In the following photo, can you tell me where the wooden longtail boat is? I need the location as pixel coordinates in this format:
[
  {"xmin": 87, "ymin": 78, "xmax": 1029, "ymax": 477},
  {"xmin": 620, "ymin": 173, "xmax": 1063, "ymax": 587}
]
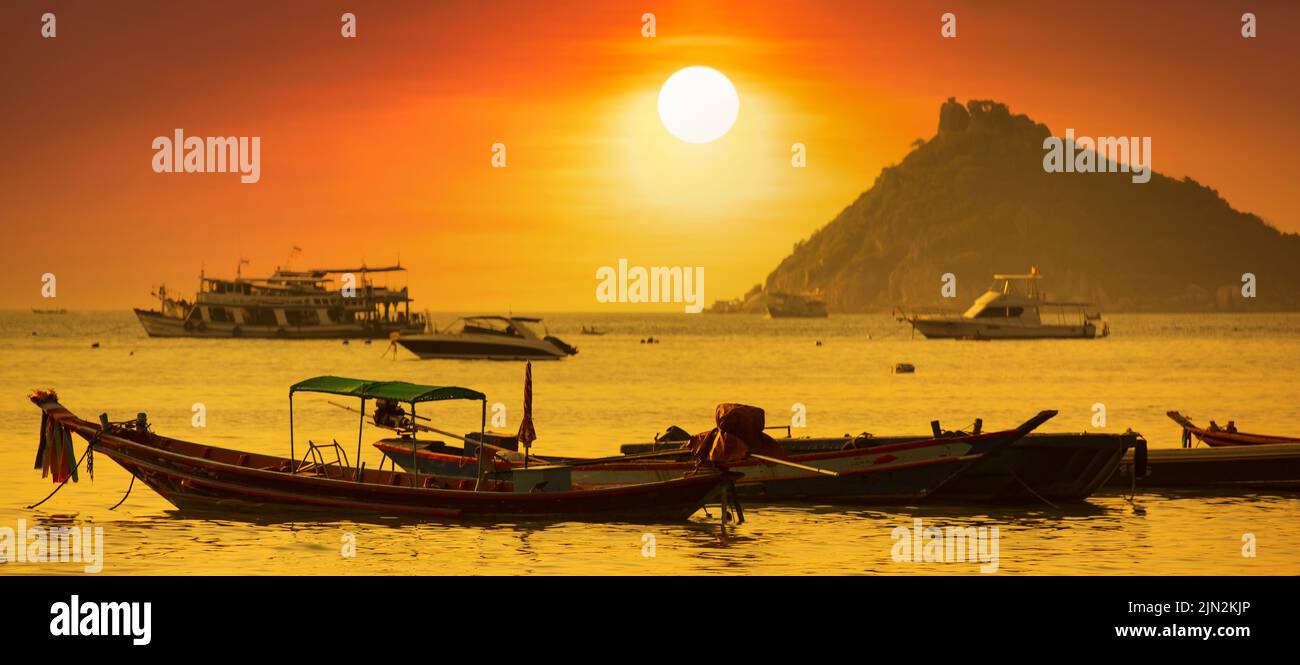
[
  {"xmin": 1100, "ymin": 412, "xmax": 1300, "ymax": 490},
  {"xmin": 28, "ymin": 378, "xmax": 734, "ymax": 522},
  {"xmin": 1166, "ymin": 411, "xmax": 1300, "ymax": 448},
  {"xmin": 1108, "ymin": 443, "xmax": 1300, "ymax": 490},
  {"xmin": 376, "ymin": 411, "xmax": 1059, "ymax": 503},
  {"xmin": 690, "ymin": 431, "xmax": 1146, "ymax": 504}
]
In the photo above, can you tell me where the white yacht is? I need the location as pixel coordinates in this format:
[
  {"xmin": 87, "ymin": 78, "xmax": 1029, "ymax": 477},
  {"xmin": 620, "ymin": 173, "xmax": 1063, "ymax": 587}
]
[
  {"xmin": 395, "ymin": 316, "xmax": 578, "ymax": 360},
  {"xmin": 899, "ymin": 267, "xmax": 1109, "ymax": 340}
]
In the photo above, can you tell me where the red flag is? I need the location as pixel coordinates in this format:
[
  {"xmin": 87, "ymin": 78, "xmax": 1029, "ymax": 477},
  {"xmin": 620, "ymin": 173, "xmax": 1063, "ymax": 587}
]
[{"xmin": 516, "ymin": 362, "xmax": 537, "ymax": 453}]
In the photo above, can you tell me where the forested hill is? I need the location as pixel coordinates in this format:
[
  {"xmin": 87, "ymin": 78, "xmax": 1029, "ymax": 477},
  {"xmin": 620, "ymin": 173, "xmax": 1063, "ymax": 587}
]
[{"xmin": 754, "ymin": 98, "xmax": 1300, "ymax": 312}]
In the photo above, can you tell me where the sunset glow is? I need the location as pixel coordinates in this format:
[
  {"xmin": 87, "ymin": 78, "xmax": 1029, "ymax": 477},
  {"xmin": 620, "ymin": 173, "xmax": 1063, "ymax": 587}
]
[{"xmin": 1, "ymin": 1, "xmax": 1298, "ymax": 312}]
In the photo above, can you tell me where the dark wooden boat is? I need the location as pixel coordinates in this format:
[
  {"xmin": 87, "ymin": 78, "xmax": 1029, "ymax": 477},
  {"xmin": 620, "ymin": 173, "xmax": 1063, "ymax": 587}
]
[
  {"xmin": 28, "ymin": 378, "xmax": 733, "ymax": 522},
  {"xmin": 781, "ymin": 432, "xmax": 1143, "ymax": 503},
  {"xmin": 1101, "ymin": 413, "xmax": 1300, "ymax": 490},
  {"xmin": 377, "ymin": 411, "xmax": 1060, "ymax": 503},
  {"xmin": 1167, "ymin": 411, "xmax": 1300, "ymax": 447},
  {"xmin": 1108, "ymin": 443, "xmax": 1300, "ymax": 490},
  {"xmin": 618, "ymin": 427, "xmax": 1141, "ymax": 504}
]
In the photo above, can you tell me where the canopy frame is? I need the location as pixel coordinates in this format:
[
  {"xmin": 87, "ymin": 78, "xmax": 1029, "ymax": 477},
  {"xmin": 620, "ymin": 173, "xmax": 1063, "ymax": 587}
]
[{"xmin": 288, "ymin": 376, "xmax": 487, "ymax": 490}]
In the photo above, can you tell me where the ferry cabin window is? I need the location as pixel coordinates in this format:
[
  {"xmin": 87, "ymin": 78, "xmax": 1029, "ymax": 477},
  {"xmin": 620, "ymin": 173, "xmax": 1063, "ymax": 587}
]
[
  {"xmin": 250, "ymin": 308, "xmax": 278, "ymax": 326},
  {"xmin": 209, "ymin": 307, "xmax": 232, "ymax": 323},
  {"xmin": 284, "ymin": 309, "xmax": 319, "ymax": 326}
]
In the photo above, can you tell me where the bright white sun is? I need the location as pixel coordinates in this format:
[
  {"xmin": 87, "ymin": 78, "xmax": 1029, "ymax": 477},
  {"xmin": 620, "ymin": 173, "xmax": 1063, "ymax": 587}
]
[{"xmin": 658, "ymin": 66, "xmax": 739, "ymax": 144}]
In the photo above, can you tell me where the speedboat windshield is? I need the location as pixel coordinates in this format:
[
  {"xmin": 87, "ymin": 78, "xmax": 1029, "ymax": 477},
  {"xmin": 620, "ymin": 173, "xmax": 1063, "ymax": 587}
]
[{"xmin": 460, "ymin": 317, "xmax": 522, "ymax": 337}]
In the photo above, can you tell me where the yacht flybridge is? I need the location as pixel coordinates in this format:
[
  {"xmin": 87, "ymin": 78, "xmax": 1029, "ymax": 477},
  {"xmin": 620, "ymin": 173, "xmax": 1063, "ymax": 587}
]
[
  {"xmin": 898, "ymin": 267, "xmax": 1109, "ymax": 340},
  {"xmin": 395, "ymin": 316, "xmax": 578, "ymax": 360},
  {"xmin": 134, "ymin": 264, "xmax": 425, "ymax": 339}
]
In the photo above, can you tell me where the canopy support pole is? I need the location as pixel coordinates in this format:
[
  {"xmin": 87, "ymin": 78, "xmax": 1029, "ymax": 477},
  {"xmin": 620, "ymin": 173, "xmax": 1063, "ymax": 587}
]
[
  {"xmin": 289, "ymin": 392, "xmax": 295, "ymax": 472},
  {"xmin": 411, "ymin": 402, "xmax": 419, "ymax": 488},
  {"xmin": 355, "ymin": 398, "xmax": 366, "ymax": 482},
  {"xmin": 474, "ymin": 399, "xmax": 487, "ymax": 491}
]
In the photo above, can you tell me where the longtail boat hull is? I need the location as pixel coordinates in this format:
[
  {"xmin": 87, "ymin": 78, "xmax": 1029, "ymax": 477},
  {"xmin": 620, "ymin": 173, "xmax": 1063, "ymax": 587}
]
[
  {"xmin": 1167, "ymin": 411, "xmax": 1300, "ymax": 447},
  {"xmin": 32, "ymin": 399, "xmax": 729, "ymax": 523},
  {"xmin": 927, "ymin": 433, "xmax": 1139, "ymax": 502},
  {"xmin": 380, "ymin": 443, "xmax": 983, "ymax": 503},
  {"xmin": 781, "ymin": 433, "xmax": 1140, "ymax": 503},
  {"xmin": 618, "ymin": 430, "xmax": 1137, "ymax": 503},
  {"xmin": 1118, "ymin": 412, "xmax": 1300, "ymax": 489},
  {"xmin": 1108, "ymin": 443, "xmax": 1300, "ymax": 490},
  {"xmin": 378, "ymin": 411, "xmax": 1059, "ymax": 503}
]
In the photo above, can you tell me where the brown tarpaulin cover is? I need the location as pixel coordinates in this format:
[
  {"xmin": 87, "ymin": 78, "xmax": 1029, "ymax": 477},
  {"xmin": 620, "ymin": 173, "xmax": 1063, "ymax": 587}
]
[{"xmin": 687, "ymin": 403, "xmax": 790, "ymax": 463}]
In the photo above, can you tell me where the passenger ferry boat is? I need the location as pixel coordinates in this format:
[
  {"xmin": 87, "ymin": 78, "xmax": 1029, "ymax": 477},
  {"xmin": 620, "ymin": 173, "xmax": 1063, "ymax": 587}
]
[
  {"xmin": 134, "ymin": 265, "xmax": 425, "ymax": 339},
  {"xmin": 898, "ymin": 267, "xmax": 1108, "ymax": 340}
]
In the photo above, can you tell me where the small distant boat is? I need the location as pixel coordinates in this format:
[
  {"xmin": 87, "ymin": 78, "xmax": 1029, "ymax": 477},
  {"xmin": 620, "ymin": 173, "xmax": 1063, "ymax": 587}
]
[
  {"xmin": 898, "ymin": 266, "xmax": 1108, "ymax": 339},
  {"xmin": 1166, "ymin": 411, "xmax": 1300, "ymax": 447},
  {"xmin": 32, "ymin": 308, "xmax": 67, "ymax": 315},
  {"xmin": 764, "ymin": 292, "xmax": 829, "ymax": 318},
  {"xmin": 28, "ymin": 379, "xmax": 730, "ymax": 522},
  {"xmin": 396, "ymin": 316, "xmax": 577, "ymax": 360},
  {"xmin": 580, "ymin": 325, "xmax": 606, "ymax": 336}
]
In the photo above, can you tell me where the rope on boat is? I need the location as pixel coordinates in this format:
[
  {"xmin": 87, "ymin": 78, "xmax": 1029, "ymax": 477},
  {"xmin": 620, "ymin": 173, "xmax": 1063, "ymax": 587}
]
[
  {"xmin": 1006, "ymin": 466, "xmax": 1059, "ymax": 510},
  {"xmin": 109, "ymin": 476, "xmax": 135, "ymax": 511},
  {"xmin": 29, "ymin": 418, "xmax": 106, "ymax": 509},
  {"xmin": 1123, "ymin": 474, "xmax": 1138, "ymax": 505},
  {"xmin": 27, "ymin": 446, "xmax": 91, "ymax": 510},
  {"xmin": 28, "ymin": 418, "xmax": 137, "ymax": 511},
  {"xmin": 1123, "ymin": 434, "xmax": 1147, "ymax": 506}
]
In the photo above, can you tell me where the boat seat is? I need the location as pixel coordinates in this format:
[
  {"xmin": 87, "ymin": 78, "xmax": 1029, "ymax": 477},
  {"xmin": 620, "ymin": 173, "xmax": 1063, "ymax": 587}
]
[{"xmin": 294, "ymin": 439, "xmax": 352, "ymax": 477}]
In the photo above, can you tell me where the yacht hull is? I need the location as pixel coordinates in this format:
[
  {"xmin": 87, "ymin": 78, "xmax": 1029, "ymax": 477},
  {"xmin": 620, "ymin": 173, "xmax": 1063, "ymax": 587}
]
[
  {"xmin": 395, "ymin": 335, "xmax": 569, "ymax": 360},
  {"xmin": 910, "ymin": 318, "xmax": 1099, "ymax": 340}
]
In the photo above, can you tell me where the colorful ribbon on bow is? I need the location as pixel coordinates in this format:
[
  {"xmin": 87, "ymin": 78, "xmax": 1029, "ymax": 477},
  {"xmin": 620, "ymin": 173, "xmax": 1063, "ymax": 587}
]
[{"xmin": 35, "ymin": 411, "xmax": 79, "ymax": 484}]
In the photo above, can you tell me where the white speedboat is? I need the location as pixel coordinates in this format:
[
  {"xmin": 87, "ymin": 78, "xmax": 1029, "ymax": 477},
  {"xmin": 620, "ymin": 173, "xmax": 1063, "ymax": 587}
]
[
  {"xmin": 898, "ymin": 267, "xmax": 1108, "ymax": 340},
  {"xmin": 395, "ymin": 316, "xmax": 578, "ymax": 360}
]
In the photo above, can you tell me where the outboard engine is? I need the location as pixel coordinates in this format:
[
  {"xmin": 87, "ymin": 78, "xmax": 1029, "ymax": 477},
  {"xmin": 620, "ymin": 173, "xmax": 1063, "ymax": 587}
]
[{"xmin": 544, "ymin": 335, "xmax": 578, "ymax": 356}]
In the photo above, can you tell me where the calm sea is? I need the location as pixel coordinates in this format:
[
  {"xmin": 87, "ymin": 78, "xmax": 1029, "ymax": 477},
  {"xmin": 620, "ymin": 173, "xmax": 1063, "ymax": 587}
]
[{"xmin": 2, "ymin": 311, "xmax": 1298, "ymax": 575}]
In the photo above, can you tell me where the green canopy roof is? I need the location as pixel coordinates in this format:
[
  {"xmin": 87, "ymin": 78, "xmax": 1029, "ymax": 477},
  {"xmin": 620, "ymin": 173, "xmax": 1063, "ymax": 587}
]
[{"xmin": 290, "ymin": 376, "xmax": 485, "ymax": 403}]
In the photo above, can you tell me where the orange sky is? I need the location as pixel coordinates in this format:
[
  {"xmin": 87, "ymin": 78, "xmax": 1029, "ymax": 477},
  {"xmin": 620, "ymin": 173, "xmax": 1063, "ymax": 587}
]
[{"xmin": 3, "ymin": 1, "xmax": 1298, "ymax": 311}]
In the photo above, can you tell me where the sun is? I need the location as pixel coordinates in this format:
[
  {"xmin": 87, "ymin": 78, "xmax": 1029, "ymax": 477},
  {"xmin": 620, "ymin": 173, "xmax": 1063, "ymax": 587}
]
[{"xmin": 657, "ymin": 66, "xmax": 740, "ymax": 144}]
